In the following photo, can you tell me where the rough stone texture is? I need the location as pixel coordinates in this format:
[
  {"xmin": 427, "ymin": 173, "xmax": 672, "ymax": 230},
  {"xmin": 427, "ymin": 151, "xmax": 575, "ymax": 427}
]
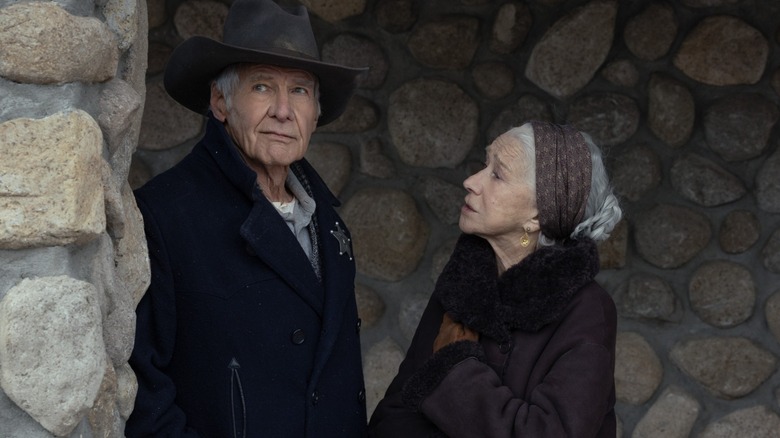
[
  {"xmin": 670, "ymin": 154, "xmax": 746, "ymax": 207},
  {"xmin": 597, "ymin": 219, "xmax": 627, "ymax": 270},
  {"xmin": 609, "ymin": 143, "xmax": 661, "ymax": 202},
  {"xmin": 87, "ymin": 363, "xmax": 121, "ymax": 438},
  {"xmin": 102, "ymin": 0, "xmax": 139, "ymax": 51},
  {"xmin": 0, "ymin": 389, "xmax": 53, "ymax": 437},
  {"xmin": 0, "ymin": 276, "xmax": 107, "ymax": 436},
  {"xmin": 525, "ymin": 0, "xmax": 618, "ymax": 99},
  {"xmin": 673, "ymin": 16, "xmax": 768, "ymax": 86},
  {"xmin": 375, "ymin": 0, "xmax": 416, "ymax": 32},
  {"xmin": 340, "ymin": 188, "xmax": 429, "ymax": 281},
  {"xmin": 355, "ymin": 283, "xmax": 385, "ymax": 329},
  {"xmin": 631, "ymin": 386, "xmax": 700, "ymax": 438},
  {"xmin": 614, "ymin": 273, "xmax": 683, "ymax": 323},
  {"xmin": 362, "ymin": 337, "xmax": 404, "ymax": 417},
  {"xmin": 322, "ymin": 34, "xmax": 388, "ymax": 89},
  {"xmin": 173, "ymin": 0, "xmax": 228, "ymax": 41},
  {"xmin": 306, "ymin": 142, "xmax": 352, "ymax": 196},
  {"xmin": 138, "ymin": 81, "xmax": 203, "ymax": 151},
  {"xmin": 718, "ymin": 210, "xmax": 760, "ymax": 254},
  {"xmin": 699, "ymin": 405, "xmax": 780, "ymax": 438},
  {"xmin": 614, "ymin": 332, "xmax": 663, "ymax": 405},
  {"xmin": 489, "ymin": 2, "xmax": 532, "ymax": 54},
  {"xmin": 755, "ymin": 146, "xmax": 780, "ymax": 213},
  {"xmin": 146, "ymin": 42, "xmax": 172, "ymax": 76},
  {"xmin": 624, "ymin": 2, "xmax": 677, "ymax": 61},
  {"xmin": 567, "ymin": 93, "xmax": 640, "ymax": 146},
  {"xmin": 600, "ymin": 59, "xmax": 639, "ymax": 88},
  {"xmin": 115, "ymin": 363, "xmax": 138, "ymax": 420},
  {"xmin": 147, "ymin": 0, "xmax": 166, "ymax": 29},
  {"xmin": 359, "ymin": 139, "xmax": 395, "ymax": 178},
  {"xmin": 648, "ymin": 74, "xmax": 694, "ymax": 148},
  {"xmin": 421, "ymin": 177, "xmax": 465, "ymax": 226},
  {"xmin": 688, "ymin": 260, "xmax": 755, "ymax": 328},
  {"xmin": 0, "ymin": 111, "xmax": 105, "ymax": 249},
  {"xmin": 762, "ymin": 228, "xmax": 780, "ymax": 274},
  {"xmin": 408, "ymin": 16, "xmax": 479, "ymax": 69},
  {"xmin": 388, "ymin": 78, "xmax": 477, "ymax": 168},
  {"xmin": 772, "ymin": 69, "xmax": 780, "ymax": 97},
  {"xmin": 98, "ymin": 79, "xmax": 144, "ymax": 156},
  {"xmin": 634, "ymin": 204, "xmax": 711, "ymax": 269},
  {"xmin": 317, "ymin": 95, "xmax": 379, "ymax": 133},
  {"xmin": 670, "ymin": 337, "xmax": 776, "ymax": 399},
  {"xmin": 487, "ymin": 94, "xmax": 552, "ymax": 142},
  {"xmin": 681, "ymin": 0, "xmax": 741, "ymax": 6},
  {"xmin": 300, "ymin": 0, "xmax": 366, "ymax": 23},
  {"xmin": 472, "ymin": 62, "xmax": 515, "ymax": 100},
  {"xmin": 704, "ymin": 94, "xmax": 779, "ymax": 162},
  {"xmin": 0, "ymin": 2, "xmax": 118, "ymax": 84},
  {"xmin": 766, "ymin": 291, "xmax": 780, "ymax": 345},
  {"xmin": 0, "ymin": 0, "xmax": 148, "ymax": 435}
]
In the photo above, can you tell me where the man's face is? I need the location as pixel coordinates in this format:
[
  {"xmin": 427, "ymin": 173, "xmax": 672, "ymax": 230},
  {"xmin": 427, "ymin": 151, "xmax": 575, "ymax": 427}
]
[{"xmin": 211, "ymin": 64, "xmax": 319, "ymax": 168}]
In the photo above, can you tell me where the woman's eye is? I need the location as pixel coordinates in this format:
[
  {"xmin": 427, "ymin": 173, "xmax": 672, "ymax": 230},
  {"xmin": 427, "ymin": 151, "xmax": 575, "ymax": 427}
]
[{"xmin": 253, "ymin": 84, "xmax": 268, "ymax": 92}]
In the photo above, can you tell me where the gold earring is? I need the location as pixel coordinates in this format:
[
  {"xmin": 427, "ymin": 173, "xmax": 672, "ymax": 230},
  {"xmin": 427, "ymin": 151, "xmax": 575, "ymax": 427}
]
[{"xmin": 520, "ymin": 228, "xmax": 530, "ymax": 247}]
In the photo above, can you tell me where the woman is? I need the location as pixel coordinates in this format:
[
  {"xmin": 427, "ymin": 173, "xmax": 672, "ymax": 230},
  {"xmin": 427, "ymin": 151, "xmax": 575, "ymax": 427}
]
[{"xmin": 368, "ymin": 120, "xmax": 622, "ymax": 437}]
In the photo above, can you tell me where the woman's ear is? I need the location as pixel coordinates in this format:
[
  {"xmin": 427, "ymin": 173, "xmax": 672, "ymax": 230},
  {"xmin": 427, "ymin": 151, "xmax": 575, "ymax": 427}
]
[
  {"xmin": 210, "ymin": 83, "xmax": 228, "ymax": 122},
  {"xmin": 526, "ymin": 216, "xmax": 541, "ymax": 234}
]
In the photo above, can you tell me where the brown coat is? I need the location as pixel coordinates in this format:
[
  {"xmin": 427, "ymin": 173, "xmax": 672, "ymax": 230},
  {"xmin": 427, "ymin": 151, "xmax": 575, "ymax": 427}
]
[{"xmin": 369, "ymin": 234, "xmax": 617, "ymax": 438}]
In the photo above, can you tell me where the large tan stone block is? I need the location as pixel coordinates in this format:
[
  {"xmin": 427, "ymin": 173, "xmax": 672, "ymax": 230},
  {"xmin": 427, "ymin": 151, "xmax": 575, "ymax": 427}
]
[{"xmin": 0, "ymin": 111, "xmax": 105, "ymax": 249}]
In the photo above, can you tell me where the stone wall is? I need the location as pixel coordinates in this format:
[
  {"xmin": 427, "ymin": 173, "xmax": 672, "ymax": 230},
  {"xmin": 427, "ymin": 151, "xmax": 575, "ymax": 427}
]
[
  {"xmin": 2, "ymin": 0, "xmax": 780, "ymax": 437},
  {"xmin": 0, "ymin": 0, "xmax": 149, "ymax": 436}
]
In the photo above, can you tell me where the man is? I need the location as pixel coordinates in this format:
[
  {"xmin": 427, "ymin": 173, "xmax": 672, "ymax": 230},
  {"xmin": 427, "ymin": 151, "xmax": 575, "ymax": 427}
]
[{"xmin": 126, "ymin": 0, "xmax": 368, "ymax": 436}]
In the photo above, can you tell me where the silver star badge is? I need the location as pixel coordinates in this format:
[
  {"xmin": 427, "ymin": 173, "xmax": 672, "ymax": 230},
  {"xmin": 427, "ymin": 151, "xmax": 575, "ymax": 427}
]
[{"xmin": 330, "ymin": 221, "xmax": 353, "ymax": 260}]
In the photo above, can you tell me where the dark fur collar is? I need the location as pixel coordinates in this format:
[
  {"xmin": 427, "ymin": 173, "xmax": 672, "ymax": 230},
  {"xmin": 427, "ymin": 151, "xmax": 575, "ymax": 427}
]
[{"xmin": 435, "ymin": 234, "xmax": 600, "ymax": 343}]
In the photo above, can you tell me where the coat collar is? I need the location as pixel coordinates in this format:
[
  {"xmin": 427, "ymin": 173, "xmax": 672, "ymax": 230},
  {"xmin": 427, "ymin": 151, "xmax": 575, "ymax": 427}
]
[{"xmin": 436, "ymin": 234, "xmax": 600, "ymax": 343}]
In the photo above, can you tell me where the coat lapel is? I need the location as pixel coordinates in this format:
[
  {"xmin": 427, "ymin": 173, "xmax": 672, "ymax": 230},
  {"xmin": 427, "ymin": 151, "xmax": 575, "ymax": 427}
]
[
  {"xmin": 309, "ymin": 204, "xmax": 356, "ymax": 382},
  {"xmin": 240, "ymin": 199, "xmax": 325, "ymax": 316}
]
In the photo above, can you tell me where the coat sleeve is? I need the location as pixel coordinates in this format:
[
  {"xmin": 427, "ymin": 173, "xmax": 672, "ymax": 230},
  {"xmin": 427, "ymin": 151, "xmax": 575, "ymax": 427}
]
[
  {"xmin": 125, "ymin": 196, "xmax": 200, "ymax": 438},
  {"xmin": 418, "ymin": 342, "xmax": 614, "ymax": 438}
]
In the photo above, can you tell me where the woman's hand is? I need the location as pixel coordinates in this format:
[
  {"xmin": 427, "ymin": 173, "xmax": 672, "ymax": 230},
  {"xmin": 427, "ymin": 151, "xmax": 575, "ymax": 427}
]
[{"xmin": 433, "ymin": 313, "xmax": 479, "ymax": 353}]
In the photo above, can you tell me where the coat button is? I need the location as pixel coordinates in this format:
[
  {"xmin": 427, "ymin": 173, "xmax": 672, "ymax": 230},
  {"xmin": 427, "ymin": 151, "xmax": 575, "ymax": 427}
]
[
  {"xmin": 291, "ymin": 329, "xmax": 306, "ymax": 345},
  {"xmin": 358, "ymin": 388, "xmax": 366, "ymax": 403},
  {"xmin": 499, "ymin": 341, "xmax": 512, "ymax": 354},
  {"xmin": 311, "ymin": 391, "xmax": 320, "ymax": 405},
  {"xmin": 356, "ymin": 318, "xmax": 362, "ymax": 333}
]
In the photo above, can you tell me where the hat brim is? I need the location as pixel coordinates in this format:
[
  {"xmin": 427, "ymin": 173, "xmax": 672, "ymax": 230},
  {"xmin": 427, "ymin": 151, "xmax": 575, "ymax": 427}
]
[{"xmin": 163, "ymin": 37, "xmax": 367, "ymax": 126}]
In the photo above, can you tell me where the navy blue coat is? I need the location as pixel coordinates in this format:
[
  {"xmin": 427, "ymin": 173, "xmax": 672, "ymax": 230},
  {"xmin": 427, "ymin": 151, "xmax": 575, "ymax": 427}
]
[{"xmin": 127, "ymin": 115, "xmax": 367, "ymax": 437}]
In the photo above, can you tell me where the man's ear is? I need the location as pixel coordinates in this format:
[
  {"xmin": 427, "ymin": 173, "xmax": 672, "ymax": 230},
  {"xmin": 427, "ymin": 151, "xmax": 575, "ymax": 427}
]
[{"xmin": 210, "ymin": 83, "xmax": 228, "ymax": 122}]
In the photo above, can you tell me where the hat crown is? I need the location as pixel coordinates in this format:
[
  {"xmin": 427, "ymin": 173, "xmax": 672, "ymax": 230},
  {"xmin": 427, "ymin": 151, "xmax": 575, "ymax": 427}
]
[{"xmin": 223, "ymin": 0, "xmax": 320, "ymax": 61}]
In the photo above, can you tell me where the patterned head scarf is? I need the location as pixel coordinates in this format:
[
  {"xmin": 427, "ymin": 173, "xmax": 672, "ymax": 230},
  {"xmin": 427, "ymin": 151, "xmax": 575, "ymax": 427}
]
[{"xmin": 531, "ymin": 121, "xmax": 592, "ymax": 241}]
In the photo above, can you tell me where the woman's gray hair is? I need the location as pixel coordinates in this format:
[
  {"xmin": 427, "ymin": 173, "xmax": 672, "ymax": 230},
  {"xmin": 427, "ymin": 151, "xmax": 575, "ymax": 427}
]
[
  {"xmin": 505, "ymin": 123, "xmax": 622, "ymax": 246},
  {"xmin": 211, "ymin": 63, "xmax": 322, "ymax": 116}
]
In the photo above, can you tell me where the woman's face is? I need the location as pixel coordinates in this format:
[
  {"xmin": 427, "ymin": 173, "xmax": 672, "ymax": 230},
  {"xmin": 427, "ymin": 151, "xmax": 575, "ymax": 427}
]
[{"xmin": 459, "ymin": 132, "xmax": 539, "ymax": 244}]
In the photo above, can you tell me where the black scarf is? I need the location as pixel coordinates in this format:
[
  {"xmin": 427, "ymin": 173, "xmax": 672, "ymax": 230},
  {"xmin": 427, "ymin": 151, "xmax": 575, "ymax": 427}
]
[{"xmin": 435, "ymin": 234, "xmax": 600, "ymax": 344}]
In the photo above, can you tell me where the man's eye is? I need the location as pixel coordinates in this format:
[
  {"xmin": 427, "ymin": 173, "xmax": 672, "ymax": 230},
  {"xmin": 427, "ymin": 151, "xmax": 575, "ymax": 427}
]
[
  {"xmin": 292, "ymin": 87, "xmax": 310, "ymax": 95},
  {"xmin": 491, "ymin": 171, "xmax": 501, "ymax": 180},
  {"xmin": 253, "ymin": 84, "xmax": 268, "ymax": 92}
]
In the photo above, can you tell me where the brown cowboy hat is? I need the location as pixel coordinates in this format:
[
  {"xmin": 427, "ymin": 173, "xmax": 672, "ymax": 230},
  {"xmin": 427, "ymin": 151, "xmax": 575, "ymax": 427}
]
[{"xmin": 163, "ymin": 0, "xmax": 367, "ymax": 126}]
